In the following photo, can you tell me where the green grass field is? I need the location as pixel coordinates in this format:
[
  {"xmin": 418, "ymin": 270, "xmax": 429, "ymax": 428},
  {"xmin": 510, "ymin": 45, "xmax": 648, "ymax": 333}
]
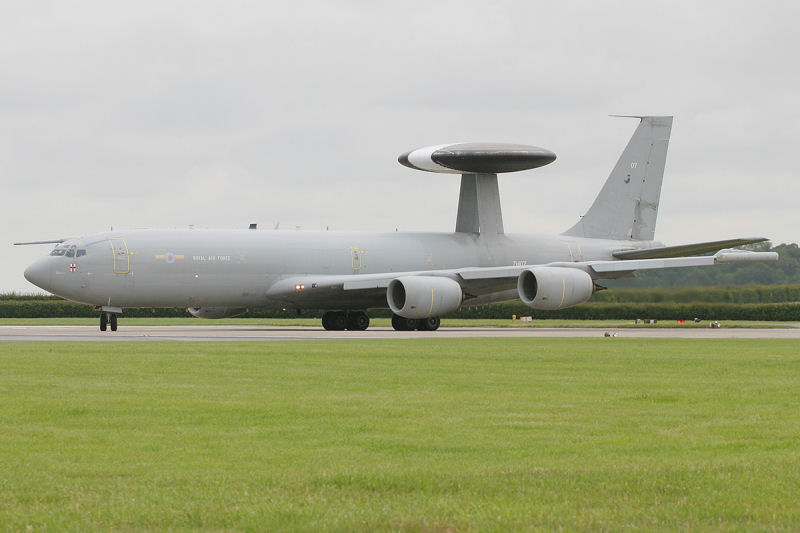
[{"xmin": 2, "ymin": 339, "xmax": 799, "ymax": 531}]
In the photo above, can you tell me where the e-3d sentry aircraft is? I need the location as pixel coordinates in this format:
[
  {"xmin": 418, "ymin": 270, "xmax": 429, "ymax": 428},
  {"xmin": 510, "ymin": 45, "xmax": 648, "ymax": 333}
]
[{"xmin": 17, "ymin": 116, "xmax": 778, "ymax": 332}]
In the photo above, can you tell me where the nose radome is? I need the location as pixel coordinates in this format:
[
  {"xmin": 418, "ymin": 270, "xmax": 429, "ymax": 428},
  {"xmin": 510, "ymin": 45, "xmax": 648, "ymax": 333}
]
[{"xmin": 24, "ymin": 259, "xmax": 52, "ymax": 291}]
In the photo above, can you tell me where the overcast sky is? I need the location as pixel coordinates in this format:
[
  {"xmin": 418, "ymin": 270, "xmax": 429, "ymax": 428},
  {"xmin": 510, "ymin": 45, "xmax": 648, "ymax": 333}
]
[{"xmin": 3, "ymin": 1, "xmax": 798, "ymax": 292}]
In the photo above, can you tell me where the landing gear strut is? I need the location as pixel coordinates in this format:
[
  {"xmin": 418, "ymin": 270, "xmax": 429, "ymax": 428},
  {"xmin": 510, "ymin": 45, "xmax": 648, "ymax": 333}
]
[
  {"xmin": 99, "ymin": 312, "xmax": 118, "ymax": 332},
  {"xmin": 391, "ymin": 314, "xmax": 440, "ymax": 331},
  {"xmin": 322, "ymin": 310, "xmax": 370, "ymax": 331}
]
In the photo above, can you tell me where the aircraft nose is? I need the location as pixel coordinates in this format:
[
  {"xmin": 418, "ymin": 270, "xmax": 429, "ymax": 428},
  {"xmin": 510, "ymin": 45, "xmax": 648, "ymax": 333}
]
[{"xmin": 24, "ymin": 259, "xmax": 52, "ymax": 290}]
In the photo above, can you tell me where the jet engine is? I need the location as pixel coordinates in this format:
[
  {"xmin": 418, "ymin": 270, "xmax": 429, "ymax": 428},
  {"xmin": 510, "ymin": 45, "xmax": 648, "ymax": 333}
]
[
  {"xmin": 187, "ymin": 307, "xmax": 248, "ymax": 319},
  {"xmin": 387, "ymin": 276, "xmax": 463, "ymax": 318},
  {"xmin": 517, "ymin": 267, "xmax": 594, "ymax": 310}
]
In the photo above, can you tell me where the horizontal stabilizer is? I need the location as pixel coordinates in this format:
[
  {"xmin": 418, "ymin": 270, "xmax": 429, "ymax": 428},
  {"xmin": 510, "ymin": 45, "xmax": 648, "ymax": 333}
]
[{"xmin": 612, "ymin": 238, "xmax": 768, "ymax": 260}]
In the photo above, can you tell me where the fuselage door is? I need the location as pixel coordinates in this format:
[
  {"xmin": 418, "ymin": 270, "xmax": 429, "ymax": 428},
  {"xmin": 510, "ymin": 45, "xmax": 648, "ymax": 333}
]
[{"xmin": 109, "ymin": 238, "xmax": 130, "ymax": 274}]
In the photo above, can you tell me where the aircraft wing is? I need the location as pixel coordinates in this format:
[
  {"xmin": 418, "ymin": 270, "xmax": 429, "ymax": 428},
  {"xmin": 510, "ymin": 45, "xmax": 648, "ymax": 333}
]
[
  {"xmin": 455, "ymin": 248, "xmax": 777, "ymax": 281},
  {"xmin": 612, "ymin": 237, "xmax": 768, "ymax": 259},
  {"xmin": 266, "ymin": 248, "xmax": 778, "ymax": 308}
]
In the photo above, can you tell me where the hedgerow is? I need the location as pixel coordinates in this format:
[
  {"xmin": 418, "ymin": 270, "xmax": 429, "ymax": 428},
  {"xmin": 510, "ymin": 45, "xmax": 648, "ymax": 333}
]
[{"xmin": 2, "ymin": 300, "xmax": 799, "ymax": 321}]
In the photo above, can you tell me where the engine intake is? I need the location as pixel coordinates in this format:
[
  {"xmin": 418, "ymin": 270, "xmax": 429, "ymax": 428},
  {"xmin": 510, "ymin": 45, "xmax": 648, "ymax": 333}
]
[
  {"xmin": 387, "ymin": 276, "xmax": 463, "ymax": 318},
  {"xmin": 517, "ymin": 267, "xmax": 594, "ymax": 310},
  {"xmin": 187, "ymin": 307, "xmax": 248, "ymax": 319}
]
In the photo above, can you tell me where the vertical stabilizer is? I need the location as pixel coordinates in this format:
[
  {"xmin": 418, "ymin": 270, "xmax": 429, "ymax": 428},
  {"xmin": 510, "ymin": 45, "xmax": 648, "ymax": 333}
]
[{"xmin": 563, "ymin": 116, "xmax": 672, "ymax": 241}]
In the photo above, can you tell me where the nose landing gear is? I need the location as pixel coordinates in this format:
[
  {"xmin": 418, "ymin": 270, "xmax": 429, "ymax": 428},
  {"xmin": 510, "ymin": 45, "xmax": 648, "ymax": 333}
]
[
  {"xmin": 99, "ymin": 312, "xmax": 118, "ymax": 331},
  {"xmin": 97, "ymin": 306, "xmax": 122, "ymax": 332}
]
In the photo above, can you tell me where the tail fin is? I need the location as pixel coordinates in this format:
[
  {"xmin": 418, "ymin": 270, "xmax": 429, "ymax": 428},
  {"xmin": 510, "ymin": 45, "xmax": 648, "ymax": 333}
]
[{"xmin": 563, "ymin": 116, "xmax": 673, "ymax": 241}]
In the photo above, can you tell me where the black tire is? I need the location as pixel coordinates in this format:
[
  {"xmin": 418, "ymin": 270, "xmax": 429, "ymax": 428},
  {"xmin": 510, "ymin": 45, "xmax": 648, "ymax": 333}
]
[
  {"xmin": 419, "ymin": 316, "xmax": 440, "ymax": 331},
  {"xmin": 391, "ymin": 314, "xmax": 407, "ymax": 331},
  {"xmin": 330, "ymin": 311, "xmax": 347, "ymax": 331},
  {"xmin": 347, "ymin": 311, "xmax": 370, "ymax": 331},
  {"xmin": 406, "ymin": 318, "xmax": 419, "ymax": 331},
  {"xmin": 100, "ymin": 313, "xmax": 107, "ymax": 332},
  {"xmin": 110, "ymin": 314, "xmax": 118, "ymax": 332},
  {"xmin": 322, "ymin": 312, "xmax": 333, "ymax": 330}
]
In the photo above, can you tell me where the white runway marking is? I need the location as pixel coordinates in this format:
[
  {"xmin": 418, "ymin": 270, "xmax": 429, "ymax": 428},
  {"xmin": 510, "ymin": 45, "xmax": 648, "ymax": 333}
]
[{"xmin": 1, "ymin": 325, "xmax": 799, "ymax": 342}]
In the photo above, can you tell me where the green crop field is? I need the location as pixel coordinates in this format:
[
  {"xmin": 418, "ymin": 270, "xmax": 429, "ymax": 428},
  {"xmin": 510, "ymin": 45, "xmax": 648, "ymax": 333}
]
[{"xmin": 1, "ymin": 339, "xmax": 799, "ymax": 531}]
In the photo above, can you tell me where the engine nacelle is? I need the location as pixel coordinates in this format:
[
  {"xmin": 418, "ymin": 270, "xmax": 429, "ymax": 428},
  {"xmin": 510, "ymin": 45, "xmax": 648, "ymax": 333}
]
[
  {"xmin": 187, "ymin": 307, "xmax": 248, "ymax": 319},
  {"xmin": 517, "ymin": 267, "xmax": 594, "ymax": 310},
  {"xmin": 387, "ymin": 276, "xmax": 463, "ymax": 319}
]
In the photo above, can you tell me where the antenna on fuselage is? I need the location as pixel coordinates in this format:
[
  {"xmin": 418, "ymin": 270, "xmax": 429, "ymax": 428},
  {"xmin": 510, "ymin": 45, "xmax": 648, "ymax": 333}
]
[{"xmin": 398, "ymin": 143, "xmax": 556, "ymax": 237}]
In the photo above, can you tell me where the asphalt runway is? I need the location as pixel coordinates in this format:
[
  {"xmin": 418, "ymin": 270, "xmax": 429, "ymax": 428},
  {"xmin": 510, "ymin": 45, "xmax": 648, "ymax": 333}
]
[{"xmin": 2, "ymin": 325, "xmax": 799, "ymax": 342}]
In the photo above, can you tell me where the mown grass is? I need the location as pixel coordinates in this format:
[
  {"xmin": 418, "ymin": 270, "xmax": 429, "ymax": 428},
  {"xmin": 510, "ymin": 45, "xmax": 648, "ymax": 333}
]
[
  {"xmin": 1, "ymin": 339, "xmax": 799, "ymax": 531},
  {"xmin": 0, "ymin": 317, "xmax": 792, "ymax": 328}
]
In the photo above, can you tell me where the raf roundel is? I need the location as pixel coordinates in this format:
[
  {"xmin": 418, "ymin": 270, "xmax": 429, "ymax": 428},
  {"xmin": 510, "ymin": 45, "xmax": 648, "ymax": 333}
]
[{"xmin": 398, "ymin": 142, "xmax": 556, "ymax": 174}]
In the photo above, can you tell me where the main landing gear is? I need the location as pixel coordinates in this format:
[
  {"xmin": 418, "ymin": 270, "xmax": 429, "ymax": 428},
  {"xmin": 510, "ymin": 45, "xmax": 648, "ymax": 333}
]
[
  {"xmin": 320, "ymin": 311, "xmax": 441, "ymax": 332},
  {"xmin": 321, "ymin": 310, "xmax": 370, "ymax": 331},
  {"xmin": 99, "ymin": 312, "xmax": 118, "ymax": 332},
  {"xmin": 391, "ymin": 314, "xmax": 440, "ymax": 331}
]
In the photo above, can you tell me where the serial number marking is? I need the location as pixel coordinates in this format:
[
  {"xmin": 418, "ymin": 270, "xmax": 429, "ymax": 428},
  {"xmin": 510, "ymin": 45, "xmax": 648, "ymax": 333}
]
[{"xmin": 512, "ymin": 260, "xmax": 528, "ymax": 266}]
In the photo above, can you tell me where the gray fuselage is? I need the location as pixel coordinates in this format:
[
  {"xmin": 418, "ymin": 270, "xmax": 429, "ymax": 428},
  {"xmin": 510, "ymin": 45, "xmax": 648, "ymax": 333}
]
[{"xmin": 24, "ymin": 229, "xmax": 642, "ymax": 310}]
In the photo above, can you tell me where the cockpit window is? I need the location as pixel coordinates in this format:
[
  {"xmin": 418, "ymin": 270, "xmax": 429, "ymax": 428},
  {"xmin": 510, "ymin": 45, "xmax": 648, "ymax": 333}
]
[{"xmin": 50, "ymin": 245, "xmax": 83, "ymax": 257}]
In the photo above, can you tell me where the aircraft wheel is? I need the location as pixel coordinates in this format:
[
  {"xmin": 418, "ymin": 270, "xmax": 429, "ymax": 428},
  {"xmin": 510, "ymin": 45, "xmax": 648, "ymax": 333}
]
[
  {"xmin": 330, "ymin": 311, "xmax": 347, "ymax": 331},
  {"xmin": 322, "ymin": 312, "xmax": 333, "ymax": 330},
  {"xmin": 419, "ymin": 316, "xmax": 440, "ymax": 331},
  {"xmin": 110, "ymin": 314, "xmax": 118, "ymax": 332},
  {"xmin": 100, "ymin": 313, "xmax": 107, "ymax": 332},
  {"xmin": 391, "ymin": 315, "xmax": 422, "ymax": 331},
  {"xmin": 391, "ymin": 314, "xmax": 408, "ymax": 331},
  {"xmin": 347, "ymin": 311, "xmax": 370, "ymax": 331}
]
